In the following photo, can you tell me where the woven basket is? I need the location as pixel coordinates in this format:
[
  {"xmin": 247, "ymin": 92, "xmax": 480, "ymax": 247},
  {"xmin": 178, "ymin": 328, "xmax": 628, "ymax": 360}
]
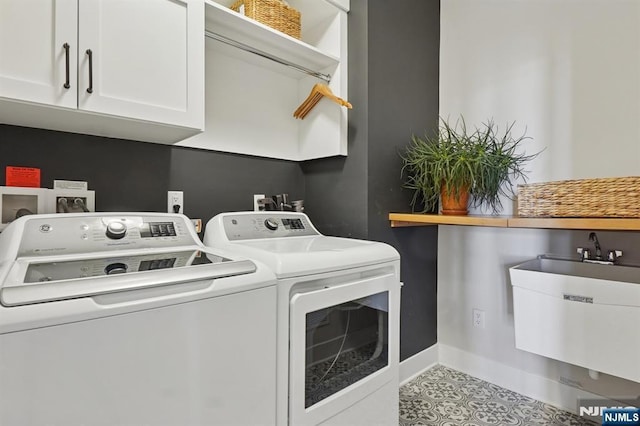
[
  {"xmin": 517, "ymin": 177, "xmax": 640, "ymax": 218},
  {"xmin": 230, "ymin": 0, "xmax": 301, "ymax": 39}
]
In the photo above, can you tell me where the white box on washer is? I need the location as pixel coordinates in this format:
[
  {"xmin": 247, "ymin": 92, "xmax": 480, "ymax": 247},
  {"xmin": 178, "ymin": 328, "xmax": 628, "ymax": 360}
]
[{"xmin": 0, "ymin": 186, "xmax": 48, "ymax": 231}]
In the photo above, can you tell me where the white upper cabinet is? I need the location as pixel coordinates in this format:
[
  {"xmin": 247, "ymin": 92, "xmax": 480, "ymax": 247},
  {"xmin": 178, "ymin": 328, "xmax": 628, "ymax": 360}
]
[
  {"xmin": 0, "ymin": 0, "xmax": 77, "ymax": 109},
  {"xmin": 178, "ymin": 0, "xmax": 350, "ymax": 161},
  {"xmin": 0, "ymin": 0, "xmax": 204, "ymax": 143},
  {"xmin": 78, "ymin": 0, "xmax": 203, "ymax": 129}
]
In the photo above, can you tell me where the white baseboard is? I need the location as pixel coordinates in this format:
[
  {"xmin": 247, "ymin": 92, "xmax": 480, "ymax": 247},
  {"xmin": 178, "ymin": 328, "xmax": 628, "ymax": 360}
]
[
  {"xmin": 438, "ymin": 344, "xmax": 603, "ymax": 414},
  {"xmin": 399, "ymin": 343, "xmax": 439, "ymax": 385}
]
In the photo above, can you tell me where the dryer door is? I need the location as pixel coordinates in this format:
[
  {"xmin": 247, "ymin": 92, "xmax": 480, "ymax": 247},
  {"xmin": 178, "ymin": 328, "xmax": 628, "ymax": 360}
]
[{"xmin": 289, "ymin": 272, "xmax": 400, "ymax": 425}]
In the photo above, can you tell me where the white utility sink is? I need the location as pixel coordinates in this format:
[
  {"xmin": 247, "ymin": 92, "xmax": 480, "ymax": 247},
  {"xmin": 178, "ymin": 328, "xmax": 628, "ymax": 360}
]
[
  {"xmin": 515, "ymin": 257, "xmax": 640, "ymax": 285},
  {"xmin": 510, "ymin": 257, "xmax": 640, "ymax": 383}
]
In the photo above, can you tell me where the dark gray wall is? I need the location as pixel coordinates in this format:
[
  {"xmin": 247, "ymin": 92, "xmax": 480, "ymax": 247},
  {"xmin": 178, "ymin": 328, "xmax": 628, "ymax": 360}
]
[
  {"xmin": 299, "ymin": 0, "xmax": 369, "ymax": 239},
  {"xmin": 0, "ymin": 124, "xmax": 305, "ymax": 233},
  {"xmin": 167, "ymin": 146, "xmax": 304, "ymax": 234},
  {"xmin": 368, "ymin": 0, "xmax": 440, "ymax": 361},
  {"xmin": 0, "ymin": 125, "xmax": 171, "ymax": 212},
  {"xmin": 302, "ymin": 0, "xmax": 440, "ymax": 361}
]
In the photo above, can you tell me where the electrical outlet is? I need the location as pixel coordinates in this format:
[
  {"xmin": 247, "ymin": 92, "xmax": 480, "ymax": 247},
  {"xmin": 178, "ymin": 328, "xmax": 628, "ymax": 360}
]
[
  {"xmin": 191, "ymin": 218, "xmax": 202, "ymax": 233},
  {"xmin": 253, "ymin": 194, "xmax": 265, "ymax": 211},
  {"xmin": 472, "ymin": 308, "xmax": 485, "ymax": 329},
  {"xmin": 168, "ymin": 191, "xmax": 184, "ymax": 214}
]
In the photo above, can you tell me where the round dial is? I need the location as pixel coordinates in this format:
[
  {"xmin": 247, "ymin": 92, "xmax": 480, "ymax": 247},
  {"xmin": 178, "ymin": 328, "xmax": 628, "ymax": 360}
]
[
  {"xmin": 104, "ymin": 262, "xmax": 127, "ymax": 275},
  {"xmin": 105, "ymin": 221, "xmax": 127, "ymax": 239},
  {"xmin": 264, "ymin": 218, "xmax": 279, "ymax": 231}
]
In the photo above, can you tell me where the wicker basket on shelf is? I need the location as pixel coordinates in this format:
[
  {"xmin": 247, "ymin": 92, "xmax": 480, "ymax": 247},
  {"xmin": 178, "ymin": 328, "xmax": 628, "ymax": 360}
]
[
  {"xmin": 517, "ymin": 176, "xmax": 640, "ymax": 218},
  {"xmin": 230, "ymin": 0, "xmax": 301, "ymax": 39}
]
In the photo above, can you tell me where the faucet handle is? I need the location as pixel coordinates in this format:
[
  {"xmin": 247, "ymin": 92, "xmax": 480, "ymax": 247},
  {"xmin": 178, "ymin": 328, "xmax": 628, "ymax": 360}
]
[
  {"xmin": 607, "ymin": 250, "xmax": 623, "ymax": 262},
  {"xmin": 577, "ymin": 247, "xmax": 591, "ymax": 261}
]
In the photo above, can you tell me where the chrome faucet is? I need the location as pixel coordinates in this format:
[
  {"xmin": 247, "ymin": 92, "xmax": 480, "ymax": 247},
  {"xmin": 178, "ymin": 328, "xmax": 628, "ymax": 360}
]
[
  {"xmin": 577, "ymin": 232, "xmax": 623, "ymax": 265},
  {"xmin": 588, "ymin": 232, "xmax": 602, "ymax": 259},
  {"xmin": 607, "ymin": 249, "xmax": 623, "ymax": 263}
]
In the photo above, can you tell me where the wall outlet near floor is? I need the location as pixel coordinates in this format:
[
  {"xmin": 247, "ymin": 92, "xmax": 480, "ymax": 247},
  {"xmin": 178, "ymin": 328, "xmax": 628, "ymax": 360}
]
[
  {"xmin": 472, "ymin": 309, "xmax": 485, "ymax": 328},
  {"xmin": 168, "ymin": 191, "xmax": 184, "ymax": 214}
]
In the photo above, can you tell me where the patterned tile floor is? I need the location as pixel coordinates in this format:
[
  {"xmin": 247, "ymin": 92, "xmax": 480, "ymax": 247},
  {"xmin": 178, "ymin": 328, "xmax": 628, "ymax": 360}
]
[{"xmin": 399, "ymin": 365, "xmax": 597, "ymax": 426}]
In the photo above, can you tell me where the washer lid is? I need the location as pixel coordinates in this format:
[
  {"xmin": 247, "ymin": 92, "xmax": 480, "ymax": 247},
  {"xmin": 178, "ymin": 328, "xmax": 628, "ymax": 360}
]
[
  {"xmin": 224, "ymin": 235, "xmax": 399, "ymax": 278},
  {"xmin": 204, "ymin": 212, "xmax": 400, "ymax": 278}
]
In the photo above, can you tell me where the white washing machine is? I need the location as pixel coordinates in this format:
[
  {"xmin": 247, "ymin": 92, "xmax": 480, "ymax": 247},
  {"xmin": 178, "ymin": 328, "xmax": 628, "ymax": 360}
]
[
  {"xmin": 0, "ymin": 212, "xmax": 277, "ymax": 426},
  {"xmin": 204, "ymin": 212, "xmax": 401, "ymax": 426}
]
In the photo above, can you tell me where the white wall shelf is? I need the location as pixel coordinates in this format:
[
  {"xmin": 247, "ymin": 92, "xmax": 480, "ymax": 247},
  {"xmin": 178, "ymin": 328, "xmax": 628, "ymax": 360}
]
[
  {"xmin": 179, "ymin": 0, "xmax": 349, "ymax": 161},
  {"xmin": 204, "ymin": 0, "xmax": 339, "ymax": 78}
]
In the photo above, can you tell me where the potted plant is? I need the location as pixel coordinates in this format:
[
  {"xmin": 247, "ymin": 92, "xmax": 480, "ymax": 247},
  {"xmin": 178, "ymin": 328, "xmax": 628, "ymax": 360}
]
[{"xmin": 401, "ymin": 117, "xmax": 539, "ymax": 215}]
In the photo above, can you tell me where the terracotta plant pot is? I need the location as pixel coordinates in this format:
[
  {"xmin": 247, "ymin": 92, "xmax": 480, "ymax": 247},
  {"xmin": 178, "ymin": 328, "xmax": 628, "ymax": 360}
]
[{"xmin": 440, "ymin": 185, "xmax": 469, "ymax": 215}]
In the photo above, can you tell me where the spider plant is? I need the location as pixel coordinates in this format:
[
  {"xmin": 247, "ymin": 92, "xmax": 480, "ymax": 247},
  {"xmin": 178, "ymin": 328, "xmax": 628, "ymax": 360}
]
[{"xmin": 401, "ymin": 116, "xmax": 539, "ymax": 214}]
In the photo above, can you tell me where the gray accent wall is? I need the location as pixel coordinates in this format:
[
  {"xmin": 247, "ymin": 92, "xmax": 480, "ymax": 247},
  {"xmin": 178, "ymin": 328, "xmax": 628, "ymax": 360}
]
[
  {"xmin": 167, "ymin": 146, "xmax": 305, "ymax": 235},
  {"xmin": 302, "ymin": 0, "xmax": 440, "ymax": 361},
  {"xmin": 0, "ymin": 125, "xmax": 171, "ymax": 212},
  {"xmin": 0, "ymin": 125, "xmax": 305, "ymax": 231}
]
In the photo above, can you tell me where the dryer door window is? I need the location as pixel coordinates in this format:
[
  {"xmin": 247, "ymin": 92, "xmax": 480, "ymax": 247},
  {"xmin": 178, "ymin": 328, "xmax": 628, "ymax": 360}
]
[
  {"xmin": 289, "ymin": 272, "xmax": 399, "ymax": 426},
  {"xmin": 304, "ymin": 292, "xmax": 388, "ymax": 408}
]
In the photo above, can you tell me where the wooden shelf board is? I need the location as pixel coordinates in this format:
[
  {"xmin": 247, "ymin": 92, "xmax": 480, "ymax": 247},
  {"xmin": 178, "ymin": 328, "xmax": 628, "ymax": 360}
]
[
  {"xmin": 508, "ymin": 217, "xmax": 640, "ymax": 230},
  {"xmin": 389, "ymin": 213, "xmax": 509, "ymax": 228},
  {"xmin": 389, "ymin": 213, "xmax": 640, "ymax": 231}
]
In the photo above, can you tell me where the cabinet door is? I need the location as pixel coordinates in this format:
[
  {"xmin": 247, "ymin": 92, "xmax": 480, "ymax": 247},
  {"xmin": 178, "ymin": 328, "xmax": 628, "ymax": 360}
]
[
  {"xmin": 78, "ymin": 0, "xmax": 203, "ymax": 129},
  {"xmin": 0, "ymin": 0, "xmax": 77, "ymax": 108}
]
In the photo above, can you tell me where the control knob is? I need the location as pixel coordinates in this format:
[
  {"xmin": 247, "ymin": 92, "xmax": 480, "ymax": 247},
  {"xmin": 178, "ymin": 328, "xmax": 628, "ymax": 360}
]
[
  {"xmin": 105, "ymin": 262, "xmax": 127, "ymax": 275},
  {"xmin": 106, "ymin": 221, "xmax": 127, "ymax": 239},
  {"xmin": 264, "ymin": 218, "xmax": 279, "ymax": 231}
]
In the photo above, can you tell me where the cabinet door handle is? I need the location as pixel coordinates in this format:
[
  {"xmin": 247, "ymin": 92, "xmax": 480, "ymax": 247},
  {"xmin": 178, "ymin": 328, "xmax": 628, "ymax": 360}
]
[
  {"xmin": 86, "ymin": 49, "xmax": 93, "ymax": 94},
  {"xmin": 63, "ymin": 43, "xmax": 71, "ymax": 89}
]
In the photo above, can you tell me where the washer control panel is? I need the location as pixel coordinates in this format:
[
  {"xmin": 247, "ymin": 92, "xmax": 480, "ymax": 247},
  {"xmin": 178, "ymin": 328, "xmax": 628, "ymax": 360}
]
[
  {"xmin": 222, "ymin": 213, "xmax": 318, "ymax": 241},
  {"xmin": 23, "ymin": 249, "xmax": 220, "ymax": 284},
  {"xmin": 17, "ymin": 214, "xmax": 195, "ymax": 257}
]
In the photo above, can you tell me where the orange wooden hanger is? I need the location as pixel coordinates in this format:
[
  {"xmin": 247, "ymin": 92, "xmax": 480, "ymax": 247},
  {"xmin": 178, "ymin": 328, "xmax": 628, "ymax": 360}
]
[{"xmin": 293, "ymin": 83, "xmax": 352, "ymax": 119}]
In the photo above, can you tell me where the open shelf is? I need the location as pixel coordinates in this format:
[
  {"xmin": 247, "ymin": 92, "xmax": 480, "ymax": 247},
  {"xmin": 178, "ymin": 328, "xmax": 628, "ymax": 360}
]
[
  {"xmin": 507, "ymin": 217, "xmax": 640, "ymax": 230},
  {"xmin": 183, "ymin": 0, "xmax": 348, "ymax": 161},
  {"xmin": 389, "ymin": 213, "xmax": 509, "ymax": 228},
  {"xmin": 389, "ymin": 213, "xmax": 640, "ymax": 231},
  {"xmin": 204, "ymin": 0, "xmax": 339, "ymax": 78}
]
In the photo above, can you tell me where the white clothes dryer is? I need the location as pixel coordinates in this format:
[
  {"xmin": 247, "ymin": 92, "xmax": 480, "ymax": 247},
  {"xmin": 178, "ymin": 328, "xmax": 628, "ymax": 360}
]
[
  {"xmin": 204, "ymin": 212, "xmax": 401, "ymax": 426},
  {"xmin": 0, "ymin": 212, "xmax": 277, "ymax": 426}
]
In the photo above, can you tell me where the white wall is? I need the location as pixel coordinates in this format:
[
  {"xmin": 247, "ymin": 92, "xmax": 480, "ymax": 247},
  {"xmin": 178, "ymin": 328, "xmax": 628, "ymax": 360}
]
[{"xmin": 439, "ymin": 0, "xmax": 640, "ymax": 401}]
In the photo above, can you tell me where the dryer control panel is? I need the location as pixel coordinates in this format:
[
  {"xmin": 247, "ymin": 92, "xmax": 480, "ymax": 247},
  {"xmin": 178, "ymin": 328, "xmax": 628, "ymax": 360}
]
[
  {"xmin": 16, "ymin": 214, "xmax": 197, "ymax": 257},
  {"xmin": 221, "ymin": 213, "xmax": 319, "ymax": 241}
]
